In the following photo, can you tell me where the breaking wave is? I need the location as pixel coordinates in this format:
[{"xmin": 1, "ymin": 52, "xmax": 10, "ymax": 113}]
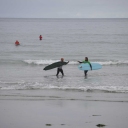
[
  {"xmin": 23, "ymin": 59, "xmax": 128, "ymax": 66},
  {"xmin": 0, "ymin": 80, "xmax": 128, "ymax": 93}
]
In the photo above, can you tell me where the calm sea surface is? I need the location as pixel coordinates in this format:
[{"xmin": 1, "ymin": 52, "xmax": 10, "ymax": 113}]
[{"xmin": 0, "ymin": 18, "xmax": 128, "ymax": 92}]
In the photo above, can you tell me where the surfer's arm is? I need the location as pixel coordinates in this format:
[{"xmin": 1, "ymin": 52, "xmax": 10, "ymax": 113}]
[
  {"xmin": 63, "ymin": 61, "xmax": 69, "ymax": 65},
  {"xmin": 77, "ymin": 61, "xmax": 82, "ymax": 63},
  {"xmin": 89, "ymin": 63, "xmax": 92, "ymax": 70}
]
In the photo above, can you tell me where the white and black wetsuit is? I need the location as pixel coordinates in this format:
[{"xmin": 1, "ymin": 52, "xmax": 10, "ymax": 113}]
[
  {"xmin": 56, "ymin": 65, "xmax": 64, "ymax": 76},
  {"xmin": 56, "ymin": 61, "xmax": 69, "ymax": 76}
]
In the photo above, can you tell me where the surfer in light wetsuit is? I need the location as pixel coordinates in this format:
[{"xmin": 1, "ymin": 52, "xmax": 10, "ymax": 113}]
[
  {"xmin": 78, "ymin": 57, "xmax": 92, "ymax": 76},
  {"xmin": 56, "ymin": 58, "xmax": 69, "ymax": 77}
]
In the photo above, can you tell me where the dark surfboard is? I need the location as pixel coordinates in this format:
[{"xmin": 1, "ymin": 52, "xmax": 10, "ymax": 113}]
[{"xmin": 43, "ymin": 61, "xmax": 68, "ymax": 70}]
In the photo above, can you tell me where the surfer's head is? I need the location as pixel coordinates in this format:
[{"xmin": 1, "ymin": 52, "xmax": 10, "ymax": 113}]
[
  {"xmin": 61, "ymin": 58, "xmax": 64, "ymax": 62},
  {"xmin": 85, "ymin": 57, "xmax": 88, "ymax": 61}
]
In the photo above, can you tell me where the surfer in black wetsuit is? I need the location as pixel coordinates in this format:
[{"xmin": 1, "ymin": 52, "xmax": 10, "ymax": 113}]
[
  {"xmin": 56, "ymin": 58, "xmax": 69, "ymax": 77},
  {"xmin": 78, "ymin": 57, "xmax": 92, "ymax": 76}
]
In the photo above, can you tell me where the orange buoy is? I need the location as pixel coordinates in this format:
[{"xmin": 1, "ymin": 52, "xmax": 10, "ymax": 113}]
[
  {"xmin": 15, "ymin": 40, "xmax": 20, "ymax": 46},
  {"xmin": 39, "ymin": 35, "xmax": 42, "ymax": 40}
]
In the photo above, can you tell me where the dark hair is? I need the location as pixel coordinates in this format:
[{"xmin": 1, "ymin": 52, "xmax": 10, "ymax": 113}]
[{"xmin": 85, "ymin": 57, "xmax": 88, "ymax": 61}]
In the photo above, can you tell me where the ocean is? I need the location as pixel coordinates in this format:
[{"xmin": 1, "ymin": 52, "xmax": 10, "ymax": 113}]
[{"xmin": 0, "ymin": 18, "xmax": 128, "ymax": 92}]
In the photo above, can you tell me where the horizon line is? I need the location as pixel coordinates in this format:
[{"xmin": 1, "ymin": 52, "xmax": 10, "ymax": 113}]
[{"xmin": 0, "ymin": 17, "xmax": 128, "ymax": 19}]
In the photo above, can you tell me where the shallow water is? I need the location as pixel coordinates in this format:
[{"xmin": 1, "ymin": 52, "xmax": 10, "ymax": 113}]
[{"xmin": 0, "ymin": 18, "xmax": 128, "ymax": 93}]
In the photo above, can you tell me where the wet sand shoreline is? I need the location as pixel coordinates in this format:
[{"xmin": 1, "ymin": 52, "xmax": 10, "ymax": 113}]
[{"xmin": 0, "ymin": 90, "xmax": 128, "ymax": 128}]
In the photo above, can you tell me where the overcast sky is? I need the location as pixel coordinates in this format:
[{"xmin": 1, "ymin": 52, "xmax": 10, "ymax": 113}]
[{"xmin": 0, "ymin": 0, "xmax": 128, "ymax": 18}]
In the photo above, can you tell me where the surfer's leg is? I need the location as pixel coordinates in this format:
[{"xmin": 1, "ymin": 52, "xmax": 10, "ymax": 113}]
[
  {"xmin": 84, "ymin": 70, "xmax": 88, "ymax": 76},
  {"xmin": 56, "ymin": 68, "xmax": 59, "ymax": 76},
  {"xmin": 60, "ymin": 69, "xmax": 64, "ymax": 76}
]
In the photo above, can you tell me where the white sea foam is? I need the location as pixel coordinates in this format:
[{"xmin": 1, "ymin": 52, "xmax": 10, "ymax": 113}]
[
  {"xmin": 98, "ymin": 60, "xmax": 128, "ymax": 65},
  {"xmin": 23, "ymin": 59, "xmax": 128, "ymax": 66},
  {"xmin": 1, "ymin": 84, "xmax": 128, "ymax": 93},
  {"xmin": 1, "ymin": 80, "xmax": 128, "ymax": 93},
  {"xmin": 23, "ymin": 59, "xmax": 59, "ymax": 65}
]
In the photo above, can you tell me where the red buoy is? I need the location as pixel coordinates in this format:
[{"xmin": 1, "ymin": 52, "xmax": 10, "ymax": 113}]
[
  {"xmin": 15, "ymin": 40, "xmax": 20, "ymax": 46},
  {"xmin": 39, "ymin": 35, "xmax": 42, "ymax": 40}
]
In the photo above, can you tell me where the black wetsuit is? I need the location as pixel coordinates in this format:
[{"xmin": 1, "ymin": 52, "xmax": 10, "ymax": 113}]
[{"xmin": 56, "ymin": 66, "xmax": 64, "ymax": 76}]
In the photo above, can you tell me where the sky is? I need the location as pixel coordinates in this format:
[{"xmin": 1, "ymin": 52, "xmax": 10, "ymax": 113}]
[{"xmin": 0, "ymin": 0, "xmax": 128, "ymax": 18}]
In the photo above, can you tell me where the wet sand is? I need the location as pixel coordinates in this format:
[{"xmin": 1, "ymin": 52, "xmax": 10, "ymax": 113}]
[{"xmin": 0, "ymin": 90, "xmax": 128, "ymax": 128}]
